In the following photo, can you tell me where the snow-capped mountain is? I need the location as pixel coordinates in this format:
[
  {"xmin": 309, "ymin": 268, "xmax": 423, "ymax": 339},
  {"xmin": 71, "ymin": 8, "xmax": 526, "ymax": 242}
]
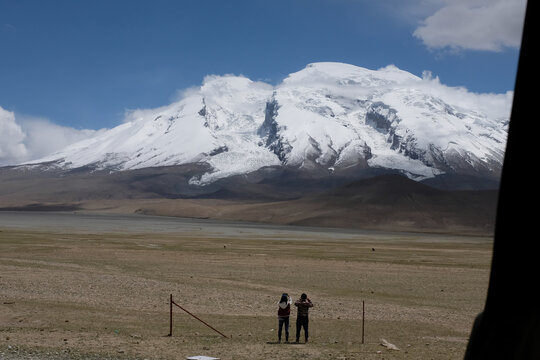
[{"xmin": 30, "ymin": 62, "xmax": 510, "ymax": 186}]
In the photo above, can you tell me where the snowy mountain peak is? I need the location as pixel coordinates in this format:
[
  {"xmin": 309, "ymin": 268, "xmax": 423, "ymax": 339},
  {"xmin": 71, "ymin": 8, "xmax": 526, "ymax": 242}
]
[
  {"xmin": 28, "ymin": 63, "xmax": 510, "ymax": 186},
  {"xmin": 284, "ymin": 62, "xmax": 421, "ymax": 88}
]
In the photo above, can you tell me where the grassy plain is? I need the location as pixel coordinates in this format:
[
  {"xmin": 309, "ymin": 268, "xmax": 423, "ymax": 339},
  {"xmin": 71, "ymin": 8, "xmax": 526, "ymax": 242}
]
[{"xmin": 0, "ymin": 217, "xmax": 492, "ymax": 359}]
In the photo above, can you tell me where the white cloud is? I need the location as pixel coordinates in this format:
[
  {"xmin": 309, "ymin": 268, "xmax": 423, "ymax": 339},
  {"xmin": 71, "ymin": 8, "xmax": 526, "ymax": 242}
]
[
  {"xmin": 169, "ymin": 85, "xmax": 201, "ymax": 103},
  {"xmin": 0, "ymin": 107, "xmax": 28, "ymax": 164},
  {"xmin": 416, "ymin": 71, "xmax": 514, "ymax": 120},
  {"xmin": 413, "ymin": 0, "xmax": 527, "ymax": 52},
  {"xmin": 2, "ymin": 23, "xmax": 17, "ymax": 33},
  {"xmin": 0, "ymin": 106, "xmax": 101, "ymax": 166}
]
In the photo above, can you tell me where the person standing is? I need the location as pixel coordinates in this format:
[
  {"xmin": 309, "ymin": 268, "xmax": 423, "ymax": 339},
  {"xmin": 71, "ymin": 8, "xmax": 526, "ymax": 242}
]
[
  {"xmin": 277, "ymin": 293, "xmax": 292, "ymax": 343},
  {"xmin": 294, "ymin": 293, "xmax": 313, "ymax": 343}
]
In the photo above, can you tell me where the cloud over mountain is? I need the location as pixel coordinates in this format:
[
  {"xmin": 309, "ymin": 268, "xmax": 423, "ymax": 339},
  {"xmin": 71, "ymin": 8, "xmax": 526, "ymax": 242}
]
[{"xmin": 0, "ymin": 106, "xmax": 101, "ymax": 166}]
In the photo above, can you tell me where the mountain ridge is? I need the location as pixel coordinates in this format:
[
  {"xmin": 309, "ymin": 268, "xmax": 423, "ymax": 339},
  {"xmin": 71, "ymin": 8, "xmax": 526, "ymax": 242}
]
[{"xmin": 21, "ymin": 62, "xmax": 508, "ymax": 190}]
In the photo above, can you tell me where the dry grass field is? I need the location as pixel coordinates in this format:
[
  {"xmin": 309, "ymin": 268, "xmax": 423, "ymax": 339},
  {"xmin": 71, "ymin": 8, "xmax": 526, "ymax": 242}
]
[{"xmin": 0, "ymin": 213, "xmax": 492, "ymax": 360}]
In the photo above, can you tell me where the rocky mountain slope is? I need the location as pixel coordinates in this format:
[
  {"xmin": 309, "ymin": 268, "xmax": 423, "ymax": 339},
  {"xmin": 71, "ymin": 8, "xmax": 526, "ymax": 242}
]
[{"xmin": 25, "ymin": 62, "xmax": 508, "ymax": 190}]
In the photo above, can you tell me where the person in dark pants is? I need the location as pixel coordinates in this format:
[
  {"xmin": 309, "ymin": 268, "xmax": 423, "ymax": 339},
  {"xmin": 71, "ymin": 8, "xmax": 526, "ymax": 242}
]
[
  {"xmin": 277, "ymin": 293, "xmax": 292, "ymax": 343},
  {"xmin": 294, "ymin": 293, "xmax": 313, "ymax": 343}
]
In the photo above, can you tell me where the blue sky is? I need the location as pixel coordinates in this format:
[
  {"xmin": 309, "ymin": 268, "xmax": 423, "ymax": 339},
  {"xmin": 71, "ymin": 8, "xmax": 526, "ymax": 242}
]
[{"xmin": 0, "ymin": 0, "xmax": 528, "ymax": 165}]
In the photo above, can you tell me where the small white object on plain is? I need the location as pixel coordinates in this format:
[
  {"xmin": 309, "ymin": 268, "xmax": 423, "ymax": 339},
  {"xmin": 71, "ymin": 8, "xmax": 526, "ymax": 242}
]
[
  {"xmin": 186, "ymin": 356, "xmax": 220, "ymax": 360},
  {"xmin": 380, "ymin": 338, "xmax": 400, "ymax": 351}
]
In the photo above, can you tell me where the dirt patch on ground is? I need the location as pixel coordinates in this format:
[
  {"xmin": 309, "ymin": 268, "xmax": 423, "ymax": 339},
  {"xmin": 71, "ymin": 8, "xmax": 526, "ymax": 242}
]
[{"xmin": 0, "ymin": 217, "xmax": 492, "ymax": 359}]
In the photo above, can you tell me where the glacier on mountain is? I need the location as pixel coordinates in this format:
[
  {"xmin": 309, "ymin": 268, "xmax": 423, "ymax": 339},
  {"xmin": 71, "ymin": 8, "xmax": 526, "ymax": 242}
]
[{"xmin": 29, "ymin": 62, "xmax": 511, "ymax": 185}]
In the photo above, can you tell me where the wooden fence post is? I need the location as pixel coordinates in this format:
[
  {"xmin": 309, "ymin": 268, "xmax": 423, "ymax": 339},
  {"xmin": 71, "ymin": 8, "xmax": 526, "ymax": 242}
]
[
  {"xmin": 168, "ymin": 294, "xmax": 173, "ymax": 336},
  {"xmin": 362, "ymin": 300, "xmax": 365, "ymax": 344}
]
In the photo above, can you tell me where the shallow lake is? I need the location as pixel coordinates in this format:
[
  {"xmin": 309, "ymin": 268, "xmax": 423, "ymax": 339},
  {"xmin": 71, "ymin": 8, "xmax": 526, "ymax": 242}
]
[{"xmin": 0, "ymin": 211, "xmax": 491, "ymax": 243}]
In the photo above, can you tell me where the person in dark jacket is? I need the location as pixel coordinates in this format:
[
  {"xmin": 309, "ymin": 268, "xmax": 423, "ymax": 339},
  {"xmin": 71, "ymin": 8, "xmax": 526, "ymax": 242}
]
[
  {"xmin": 294, "ymin": 293, "xmax": 314, "ymax": 343},
  {"xmin": 277, "ymin": 293, "xmax": 292, "ymax": 342}
]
